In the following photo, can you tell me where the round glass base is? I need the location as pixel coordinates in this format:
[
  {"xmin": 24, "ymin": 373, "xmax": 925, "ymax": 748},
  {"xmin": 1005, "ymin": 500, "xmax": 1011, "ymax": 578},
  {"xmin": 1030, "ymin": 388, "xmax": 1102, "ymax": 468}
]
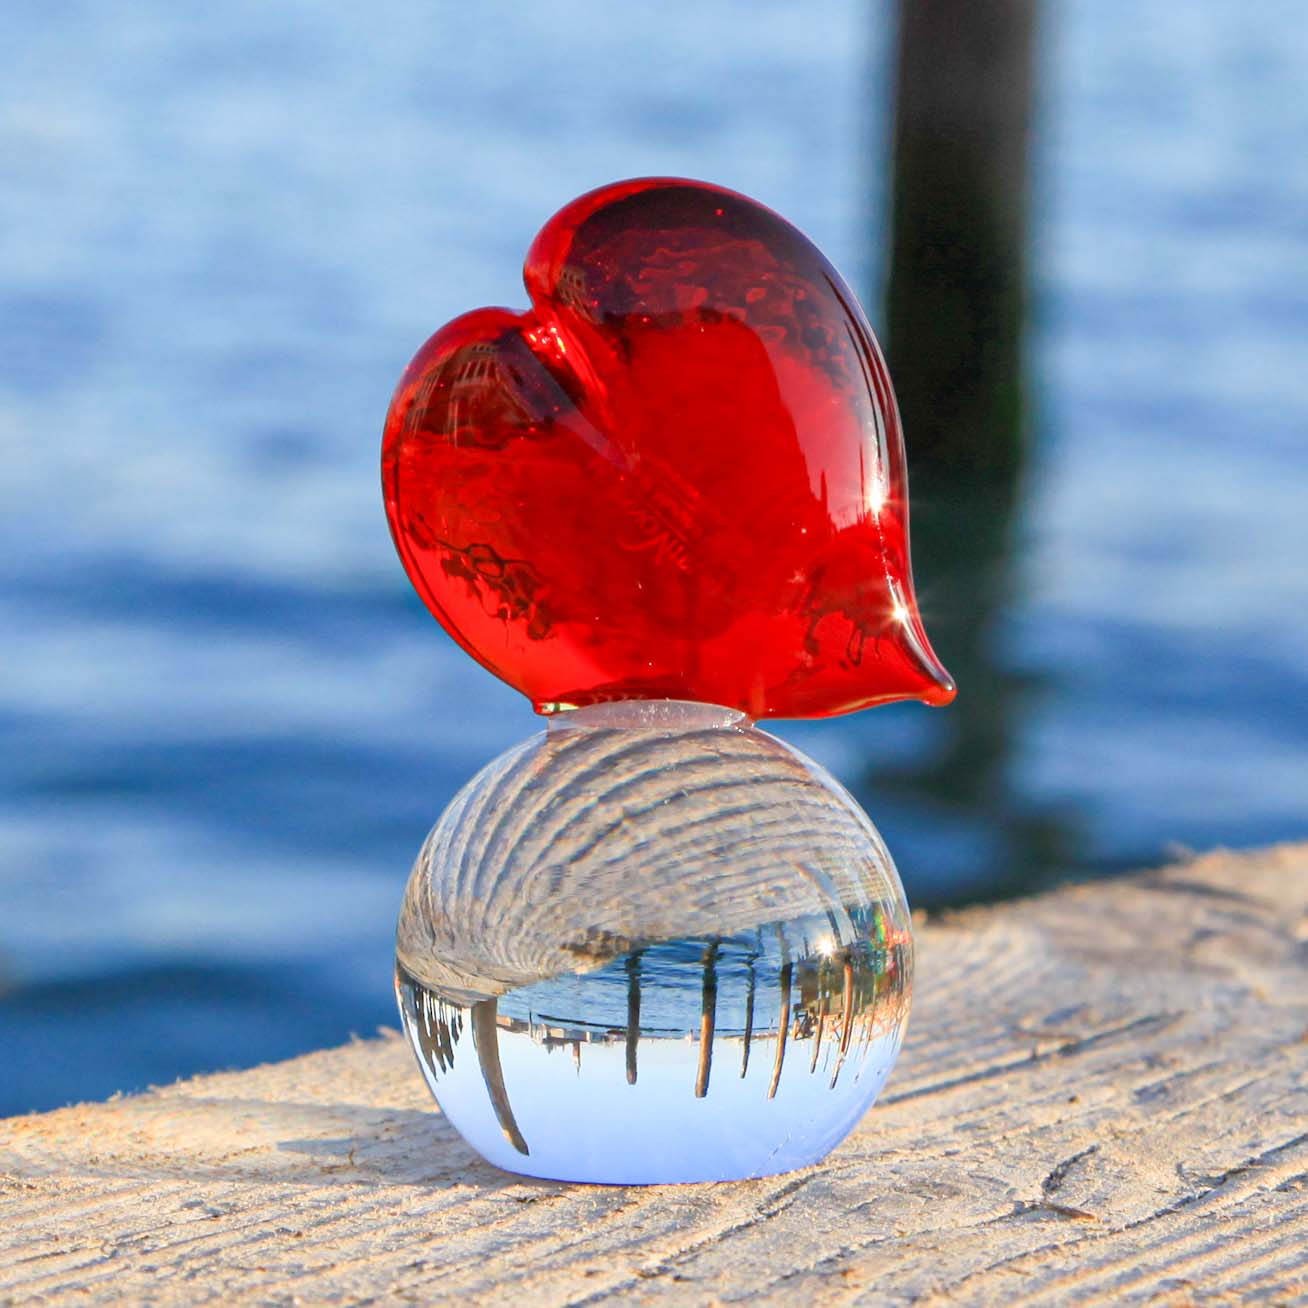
[{"xmin": 395, "ymin": 702, "xmax": 912, "ymax": 1185}]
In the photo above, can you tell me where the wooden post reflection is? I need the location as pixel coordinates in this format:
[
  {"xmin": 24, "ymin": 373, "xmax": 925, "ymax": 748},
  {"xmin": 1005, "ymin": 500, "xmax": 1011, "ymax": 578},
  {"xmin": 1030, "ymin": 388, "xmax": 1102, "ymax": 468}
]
[
  {"xmin": 809, "ymin": 991, "xmax": 828, "ymax": 1075},
  {"xmin": 415, "ymin": 991, "xmax": 446, "ymax": 1073},
  {"xmin": 740, "ymin": 953, "xmax": 756, "ymax": 1079},
  {"xmin": 438, "ymin": 1009, "xmax": 457, "ymax": 1072},
  {"xmin": 830, "ymin": 953, "xmax": 855, "ymax": 1089},
  {"xmin": 695, "ymin": 942, "xmax": 719, "ymax": 1099},
  {"xmin": 768, "ymin": 960, "xmax": 793, "ymax": 1100},
  {"xmin": 625, "ymin": 950, "xmax": 642, "ymax": 1086},
  {"xmin": 839, "ymin": 955, "xmax": 854, "ymax": 1056},
  {"xmin": 471, "ymin": 998, "xmax": 529, "ymax": 1156}
]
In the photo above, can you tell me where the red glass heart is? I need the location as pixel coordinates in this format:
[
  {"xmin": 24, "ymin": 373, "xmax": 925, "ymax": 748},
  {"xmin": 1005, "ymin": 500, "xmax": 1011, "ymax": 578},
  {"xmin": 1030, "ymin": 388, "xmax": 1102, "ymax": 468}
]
[{"xmin": 382, "ymin": 178, "xmax": 954, "ymax": 719}]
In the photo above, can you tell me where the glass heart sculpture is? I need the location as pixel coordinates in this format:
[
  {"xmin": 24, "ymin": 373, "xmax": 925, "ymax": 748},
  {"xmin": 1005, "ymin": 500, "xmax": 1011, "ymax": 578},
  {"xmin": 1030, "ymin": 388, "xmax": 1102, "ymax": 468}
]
[
  {"xmin": 383, "ymin": 177, "xmax": 953, "ymax": 718},
  {"xmin": 383, "ymin": 179, "xmax": 954, "ymax": 1184}
]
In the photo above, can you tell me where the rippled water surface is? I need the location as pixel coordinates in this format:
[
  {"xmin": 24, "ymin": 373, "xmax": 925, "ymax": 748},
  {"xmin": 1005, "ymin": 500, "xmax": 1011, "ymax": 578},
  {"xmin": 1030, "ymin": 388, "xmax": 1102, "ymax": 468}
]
[{"xmin": 2, "ymin": 2, "xmax": 1306, "ymax": 1113}]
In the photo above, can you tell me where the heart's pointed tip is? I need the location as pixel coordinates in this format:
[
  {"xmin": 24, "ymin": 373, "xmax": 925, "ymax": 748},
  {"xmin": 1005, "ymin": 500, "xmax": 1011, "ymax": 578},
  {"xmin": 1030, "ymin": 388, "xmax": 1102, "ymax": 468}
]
[
  {"xmin": 921, "ymin": 672, "xmax": 958, "ymax": 708},
  {"xmin": 894, "ymin": 609, "xmax": 956, "ymax": 708}
]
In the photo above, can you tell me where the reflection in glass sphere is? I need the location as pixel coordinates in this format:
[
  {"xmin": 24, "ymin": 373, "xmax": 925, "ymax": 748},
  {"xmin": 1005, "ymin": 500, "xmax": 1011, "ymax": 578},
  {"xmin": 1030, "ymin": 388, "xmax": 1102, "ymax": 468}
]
[{"xmin": 395, "ymin": 701, "xmax": 913, "ymax": 1184}]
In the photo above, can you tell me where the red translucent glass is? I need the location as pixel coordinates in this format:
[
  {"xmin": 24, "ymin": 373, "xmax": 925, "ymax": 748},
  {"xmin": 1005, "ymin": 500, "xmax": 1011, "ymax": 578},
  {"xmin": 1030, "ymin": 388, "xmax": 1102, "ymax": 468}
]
[{"xmin": 382, "ymin": 178, "xmax": 954, "ymax": 719}]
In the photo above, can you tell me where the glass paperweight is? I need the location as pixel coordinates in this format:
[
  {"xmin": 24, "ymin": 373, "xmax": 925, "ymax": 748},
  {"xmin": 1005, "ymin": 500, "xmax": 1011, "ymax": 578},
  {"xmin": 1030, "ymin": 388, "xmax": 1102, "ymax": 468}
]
[
  {"xmin": 395, "ymin": 702, "xmax": 912, "ymax": 1185},
  {"xmin": 381, "ymin": 178, "xmax": 954, "ymax": 1184}
]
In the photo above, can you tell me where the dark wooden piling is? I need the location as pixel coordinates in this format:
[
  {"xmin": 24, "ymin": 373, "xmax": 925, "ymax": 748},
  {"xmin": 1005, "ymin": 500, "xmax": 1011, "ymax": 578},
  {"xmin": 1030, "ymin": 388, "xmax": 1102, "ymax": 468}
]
[
  {"xmin": 885, "ymin": 0, "xmax": 1037, "ymax": 479},
  {"xmin": 870, "ymin": 0, "xmax": 1062, "ymax": 901}
]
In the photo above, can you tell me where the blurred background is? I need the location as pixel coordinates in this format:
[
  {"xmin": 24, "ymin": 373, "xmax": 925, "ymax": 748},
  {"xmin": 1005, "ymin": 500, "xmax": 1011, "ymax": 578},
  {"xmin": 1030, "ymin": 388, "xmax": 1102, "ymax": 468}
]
[{"xmin": 2, "ymin": 0, "xmax": 1306, "ymax": 1116}]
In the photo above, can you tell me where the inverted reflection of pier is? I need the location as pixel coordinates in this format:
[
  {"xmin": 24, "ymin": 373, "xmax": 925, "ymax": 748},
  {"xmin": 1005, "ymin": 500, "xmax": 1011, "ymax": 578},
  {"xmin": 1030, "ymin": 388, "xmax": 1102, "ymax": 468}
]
[{"xmin": 402, "ymin": 929, "xmax": 911, "ymax": 1161}]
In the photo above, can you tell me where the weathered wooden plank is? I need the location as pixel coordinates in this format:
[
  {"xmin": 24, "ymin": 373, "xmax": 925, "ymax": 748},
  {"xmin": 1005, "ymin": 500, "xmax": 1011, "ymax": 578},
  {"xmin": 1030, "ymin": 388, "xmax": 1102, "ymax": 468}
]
[{"xmin": 2, "ymin": 843, "xmax": 1305, "ymax": 1306}]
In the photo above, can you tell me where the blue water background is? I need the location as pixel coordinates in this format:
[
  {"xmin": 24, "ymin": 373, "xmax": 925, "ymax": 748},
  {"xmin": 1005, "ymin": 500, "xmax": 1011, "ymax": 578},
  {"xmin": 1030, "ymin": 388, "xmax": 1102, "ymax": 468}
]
[{"xmin": 2, "ymin": 2, "xmax": 1306, "ymax": 1114}]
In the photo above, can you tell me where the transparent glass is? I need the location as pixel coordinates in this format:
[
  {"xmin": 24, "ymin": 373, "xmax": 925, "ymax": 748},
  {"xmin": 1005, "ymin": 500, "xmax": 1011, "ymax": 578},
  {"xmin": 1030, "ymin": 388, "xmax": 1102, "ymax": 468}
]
[{"xmin": 395, "ymin": 701, "xmax": 913, "ymax": 1184}]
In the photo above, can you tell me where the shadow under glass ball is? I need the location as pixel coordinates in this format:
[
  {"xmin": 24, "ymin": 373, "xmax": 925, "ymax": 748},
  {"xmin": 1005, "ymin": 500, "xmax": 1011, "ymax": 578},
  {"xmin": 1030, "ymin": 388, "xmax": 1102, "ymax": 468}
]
[{"xmin": 395, "ymin": 701, "xmax": 913, "ymax": 1184}]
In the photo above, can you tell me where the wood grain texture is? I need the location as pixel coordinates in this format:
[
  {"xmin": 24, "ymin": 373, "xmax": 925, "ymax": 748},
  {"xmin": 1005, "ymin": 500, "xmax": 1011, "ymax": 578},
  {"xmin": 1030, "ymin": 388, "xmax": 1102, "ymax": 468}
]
[
  {"xmin": 396, "ymin": 712, "xmax": 906, "ymax": 1006},
  {"xmin": 3, "ymin": 843, "xmax": 1306, "ymax": 1307}
]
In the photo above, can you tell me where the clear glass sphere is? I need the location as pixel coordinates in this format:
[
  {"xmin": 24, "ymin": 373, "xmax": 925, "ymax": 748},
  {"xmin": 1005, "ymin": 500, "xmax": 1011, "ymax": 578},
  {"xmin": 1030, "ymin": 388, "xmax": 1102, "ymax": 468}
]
[{"xmin": 395, "ymin": 701, "xmax": 913, "ymax": 1184}]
